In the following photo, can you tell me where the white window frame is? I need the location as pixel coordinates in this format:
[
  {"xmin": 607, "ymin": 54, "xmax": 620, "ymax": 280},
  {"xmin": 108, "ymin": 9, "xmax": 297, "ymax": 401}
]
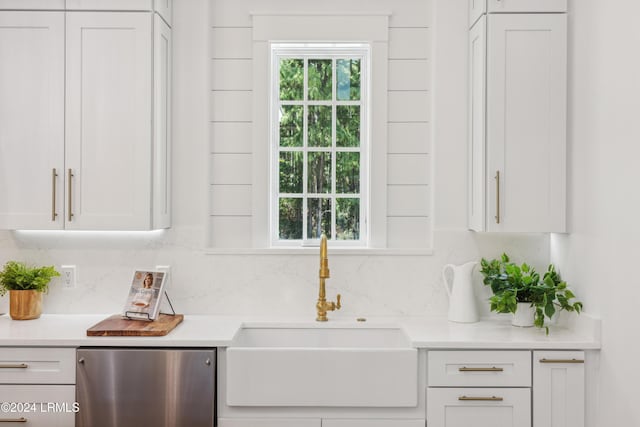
[{"xmin": 270, "ymin": 43, "xmax": 370, "ymax": 247}]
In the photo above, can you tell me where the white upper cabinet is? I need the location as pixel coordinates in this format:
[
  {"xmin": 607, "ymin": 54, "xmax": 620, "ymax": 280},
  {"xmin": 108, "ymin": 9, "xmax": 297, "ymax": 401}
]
[
  {"xmin": 470, "ymin": 0, "xmax": 567, "ymax": 24},
  {"xmin": 65, "ymin": 0, "xmax": 171, "ymax": 26},
  {"xmin": 0, "ymin": 12, "xmax": 65, "ymax": 229},
  {"xmin": 468, "ymin": 11, "xmax": 567, "ymax": 232},
  {"xmin": 0, "ymin": 8, "xmax": 171, "ymax": 230},
  {"xmin": 65, "ymin": 12, "xmax": 152, "ymax": 230},
  {"xmin": 487, "ymin": 0, "xmax": 567, "ymax": 13}
]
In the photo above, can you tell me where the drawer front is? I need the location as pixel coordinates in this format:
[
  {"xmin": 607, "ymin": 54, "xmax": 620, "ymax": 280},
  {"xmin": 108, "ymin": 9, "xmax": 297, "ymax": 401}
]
[
  {"xmin": 428, "ymin": 350, "xmax": 531, "ymax": 387},
  {"xmin": 0, "ymin": 348, "xmax": 75, "ymax": 384},
  {"xmin": 427, "ymin": 387, "xmax": 531, "ymax": 427},
  {"xmin": 0, "ymin": 385, "xmax": 75, "ymax": 427}
]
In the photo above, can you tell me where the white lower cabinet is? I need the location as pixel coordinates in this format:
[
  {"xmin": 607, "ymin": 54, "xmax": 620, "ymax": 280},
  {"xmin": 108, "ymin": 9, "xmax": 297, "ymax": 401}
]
[
  {"xmin": 427, "ymin": 387, "xmax": 530, "ymax": 427},
  {"xmin": 0, "ymin": 385, "xmax": 76, "ymax": 426},
  {"xmin": 0, "ymin": 347, "xmax": 76, "ymax": 426},
  {"xmin": 323, "ymin": 419, "xmax": 425, "ymax": 427},
  {"xmin": 533, "ymin": 351, "xmax": 585, "ymax": 427},
  {"xmin": 427, "ymin": 350, "xmax": 531, "ymax": 427},
  {"xmin": 219, "ymin": 419, "xmax": 422, "ymax": 427},
  {"xmin": 218, "ymin": 419, "xmax": 320, "ymax": 427}
]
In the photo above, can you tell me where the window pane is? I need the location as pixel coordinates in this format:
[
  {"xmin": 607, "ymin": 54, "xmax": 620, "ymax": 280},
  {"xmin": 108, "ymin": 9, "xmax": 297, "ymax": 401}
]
[
  {"xmin": 280, "ymin": 105, "xmax": 303, "ymax": 147},
  {"xmin": 336, "ymin": 198, "xmax": 360, "ymax": 240},
  {"xmin": 279, "ymin": 198, "xmax": 303, "ymax": 239},
  {"xmin": 280, "ymin": 59, "xmax": 303, "ymax": 100},
  {"xmin": 336, "ymin": 152, "xmax": 360, "ymax": 193},
  {"xmin": 308, "ymin": 106, "xmax": 332, "ymax": 147},
  {"xmin": 307, "ymin": 198, "xmax": 331, "ymax": 239},
  {"xmin": 308, "ymin": 152, "xmax": 331, "ymax": 194},
  {"xmin": 337, "ymin": 59, "xmax": 361, "ymax": 101},
  {"xmin": 308, "ymin": 59, "xmax": 332, "ymax": 100},
  {"xmin": 337, "ymin": 106, "xmax": 360, "ymax": 147},
  {"xmin": 279, "ymin": 152, "xmax": 303, "ymax": 193}
]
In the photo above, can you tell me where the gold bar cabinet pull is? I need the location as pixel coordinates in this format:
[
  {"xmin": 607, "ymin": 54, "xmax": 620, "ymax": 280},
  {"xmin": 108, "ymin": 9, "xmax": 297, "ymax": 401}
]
[
  {"xmin": 459, "ymin": 366, "xmax": 504, "ymax": 372},
  {"xmin": 539, "ymin": 358, "xmax": 584, "ymax": 364},
  {"xmin": 67, "ymin": 168, "xmax": 74, "ymax": 222},
  {"xmin": 0, "ymin": 418, "xmax": 27, "ymax": 423},
  {"xmin": 51, "ymin": 168, "xmax": 58, "ymax": 221},
  {"xmin": 495, "ymin": 170, "xmax": 501, "ymax": 224},
  {"xmin": 0, "ymin": 363, "xmax": 28, "ymax": 369},
  {"xmin": 458, "ymin": 396, "xmax": 504, "ymax": 402}
]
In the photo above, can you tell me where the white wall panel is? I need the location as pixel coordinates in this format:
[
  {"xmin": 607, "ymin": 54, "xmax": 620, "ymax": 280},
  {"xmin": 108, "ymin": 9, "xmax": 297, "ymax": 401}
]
[
  {"xmin": 209, "ymin": 0, "xmax": 433, "ymax": 249},
  {"xmin": 388, "ymin": 91, "xmax": 431, "ymax": 122},
  {"xmin": 387, "ymin": 217, "xmax": 431, "ymax": 248},
  {"xmin": 389, "ymin": 60, "xmax": 430, "ymax": 91},
  {"xmin": 211, "ymin": 0, "xmax": 431, "ymax": 28},
  {"xmin": 388, "ymin": 123, "xmax": 430, "ymax": 154},
  {"xmin": 388, "ymin": 185, "xmax": 430, "ymax": 217},
  {"xmin": 211, "ymin": 27, "xmax": 252, "ymax": 59},
  {"xmin": 388, "ymin": 154, "xmax": 430, "ymax": 185},
  {"xmin": 211, "ymin": 59, "xmax": 252, "ymax": 90},
  {"xmin": 210, "ymin": 154, "xmax": 252, "ymax": 184},
  {"xmin": 210, "ymin": 185, "xmax": 252, "ymax": 216},
  {"xmin": 389, "ymin": 28, "xmax": 431, "ymax": 59},
  {"xmin": 209, "ymin": 216, "xmax": 252, "ymax": 247},
  {"xmin": 210, "ymin": 90, "xmax": 252, "ymax": 122},
  {"xmin": 211, "ymin": 122, "xmax": 252, "ymax": 153}
]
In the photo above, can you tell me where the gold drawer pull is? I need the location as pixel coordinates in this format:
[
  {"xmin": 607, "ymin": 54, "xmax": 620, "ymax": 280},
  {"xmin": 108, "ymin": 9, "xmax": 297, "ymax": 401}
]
[
  {"xmin": 0, "ymin": 363, "xmax": 28, "ymax": 369},
  {"xmin": 0, "ymin": 418, "xmax": 27, "ymax": 423},
  {"xmin": 459, "ymin": 366, "xmax": 504, "ymax": 372},
  {"xmin": 539, "ymin": 358, "xmax": 584, "ymax": 364},
  {"xmin": 459, "ymin": 396, "xmax": 504, "ymax": 402}
]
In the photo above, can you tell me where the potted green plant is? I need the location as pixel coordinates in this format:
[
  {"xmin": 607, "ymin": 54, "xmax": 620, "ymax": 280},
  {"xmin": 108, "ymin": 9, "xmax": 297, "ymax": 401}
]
[
  {"xmin": 479, "ymin": 254, "xmax": 582, "ymax": 333},
  {"xmin": 0, "ymin": 261, "xmax": 60, "ymax": 320}
]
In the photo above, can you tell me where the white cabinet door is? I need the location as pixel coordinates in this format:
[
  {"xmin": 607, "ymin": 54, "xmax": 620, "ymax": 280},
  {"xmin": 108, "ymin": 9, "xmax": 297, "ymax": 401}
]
[
  {"xmin": 218, "ymin": 419, "xmax": 320, "ymax": 427},
  {"xmin": 153, "ymin": 13, "xmax": 171, "ymax": 229},
  {"xmin": 487, "ymin": 0, "xmax": 567, "ymax": 13},
  {"xmin": 427, "ymin": 388, "xmax": 531, "ymax": 427},
  {"xmin": 0, "ymin": 385, "xmax": 75, "ymax": 427},
  {"xmin": 485, "ymin": 13, "xmax": 567, "ymax": 232},
  {"xmin": 65, "ymin": 12, "xmax": 152, "ymax": 230},
  {"xmin": 323, "ymin": 420, "xmax": 424, "ymax": 427},
  {"xmin": 467, "ymin": 16, "xmax": 486, "ymax": 231},
  {"xmin": 0, "ymin": 12, "xmax": 64, "ymax": 229},
  {"xmin": 533, "ymin": 351, "xmax": 585, "ymax": 427}
]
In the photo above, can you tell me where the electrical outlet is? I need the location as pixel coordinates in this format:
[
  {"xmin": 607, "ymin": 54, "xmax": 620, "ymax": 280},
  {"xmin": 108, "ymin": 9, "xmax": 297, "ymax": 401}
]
[{"xmin": 60, "ymin": 265, "xmax": 76, "ymax": 289}]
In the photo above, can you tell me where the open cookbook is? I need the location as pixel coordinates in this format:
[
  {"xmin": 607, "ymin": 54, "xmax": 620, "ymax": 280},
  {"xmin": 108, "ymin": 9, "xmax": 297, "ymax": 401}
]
[{"xmin": 122, "ymin": 270, "xmax": 168, "ymax": 320}]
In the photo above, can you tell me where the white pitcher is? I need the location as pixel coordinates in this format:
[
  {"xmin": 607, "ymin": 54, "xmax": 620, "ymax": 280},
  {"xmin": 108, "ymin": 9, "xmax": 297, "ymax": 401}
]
[{"xmin": 442, "ymin": 261, "xmax": 479, "ymax": 323}]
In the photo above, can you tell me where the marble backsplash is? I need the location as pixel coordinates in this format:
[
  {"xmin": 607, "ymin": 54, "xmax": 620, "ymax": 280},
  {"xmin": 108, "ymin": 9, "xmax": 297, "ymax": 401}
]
[{"xmin": 0, "ymin": 228, "xmax": 549, "ymax": 318}]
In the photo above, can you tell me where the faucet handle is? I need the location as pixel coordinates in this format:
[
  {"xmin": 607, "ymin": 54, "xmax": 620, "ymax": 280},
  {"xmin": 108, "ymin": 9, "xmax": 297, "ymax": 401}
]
[{"xmin": 336, "ymin": 294, "xmax": 341, "ymax": 310}]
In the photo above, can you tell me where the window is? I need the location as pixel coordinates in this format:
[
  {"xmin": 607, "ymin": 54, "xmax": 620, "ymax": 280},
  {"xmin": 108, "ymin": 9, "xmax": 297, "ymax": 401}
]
[{"xmin": 271, "ymin": 44, "xmax": 369, "ymax": 246}]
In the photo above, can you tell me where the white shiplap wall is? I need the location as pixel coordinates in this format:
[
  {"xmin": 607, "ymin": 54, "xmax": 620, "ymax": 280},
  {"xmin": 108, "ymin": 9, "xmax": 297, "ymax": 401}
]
[{"xmin": 209, "ymin": 0, "xmax": 432, "ymax": 248}]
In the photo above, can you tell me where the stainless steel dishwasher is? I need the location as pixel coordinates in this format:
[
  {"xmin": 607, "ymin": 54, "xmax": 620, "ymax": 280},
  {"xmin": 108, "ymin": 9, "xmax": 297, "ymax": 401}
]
[{"xmin": 76, "ymin": 348, "xmax": 215, "ymax": 427}]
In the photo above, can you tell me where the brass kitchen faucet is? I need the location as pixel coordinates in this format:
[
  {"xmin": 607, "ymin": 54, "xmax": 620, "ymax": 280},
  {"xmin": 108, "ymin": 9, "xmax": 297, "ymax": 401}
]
[{"xmin": 316, "ymin": 234, "xmax": 341, "ymax": 321}]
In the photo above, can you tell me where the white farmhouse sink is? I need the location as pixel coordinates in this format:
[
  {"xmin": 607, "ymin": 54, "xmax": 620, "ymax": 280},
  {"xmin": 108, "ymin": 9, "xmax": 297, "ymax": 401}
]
[{"xmin": 225, "ymin": 321, "xmax": 418, "ymax": 407}]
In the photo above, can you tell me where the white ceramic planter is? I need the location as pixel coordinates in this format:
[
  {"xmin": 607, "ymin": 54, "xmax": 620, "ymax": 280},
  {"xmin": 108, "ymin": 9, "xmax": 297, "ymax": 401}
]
[{"xmin": 512, "ymin": 302, "xmax": 535, "ymax": 327}]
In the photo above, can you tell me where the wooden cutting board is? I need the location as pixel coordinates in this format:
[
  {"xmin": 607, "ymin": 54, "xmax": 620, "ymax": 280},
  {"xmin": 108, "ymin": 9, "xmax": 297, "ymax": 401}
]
[{"xmin": 86, "ymin": 314, "xmax": 184, "ymax": 336}]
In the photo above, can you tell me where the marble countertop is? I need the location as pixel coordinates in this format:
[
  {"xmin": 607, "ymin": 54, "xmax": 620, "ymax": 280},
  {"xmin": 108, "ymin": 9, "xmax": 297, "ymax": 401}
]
[{"xmin": 0, "ymin": 313, "xmax": 601, "ymax": 349}]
